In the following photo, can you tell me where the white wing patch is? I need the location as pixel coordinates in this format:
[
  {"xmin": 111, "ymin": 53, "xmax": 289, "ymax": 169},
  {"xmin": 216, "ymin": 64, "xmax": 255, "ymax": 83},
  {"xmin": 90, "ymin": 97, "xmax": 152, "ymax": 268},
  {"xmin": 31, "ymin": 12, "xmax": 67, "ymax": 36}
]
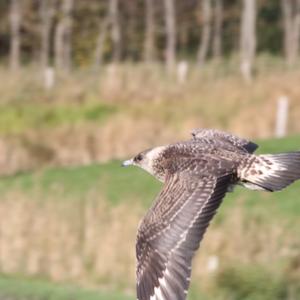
[{"xmin": 150, "ymin": 277, "xmax": 168, "ymax": 300}]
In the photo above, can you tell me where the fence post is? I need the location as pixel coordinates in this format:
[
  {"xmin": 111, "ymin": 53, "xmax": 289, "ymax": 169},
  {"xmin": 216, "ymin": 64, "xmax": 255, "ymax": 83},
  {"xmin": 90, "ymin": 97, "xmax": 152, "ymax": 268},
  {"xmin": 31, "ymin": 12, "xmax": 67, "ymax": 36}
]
[
  {"xmin": 44, "ymin": 67, "xmax": 55, "ymax": 90},
  {"xmin": 275, "ymin": 96, "xmax": 289, "ymax": 138},
  {"xmin": 177, "ymin": 61, "xmax": 188, "ymax": 84}
]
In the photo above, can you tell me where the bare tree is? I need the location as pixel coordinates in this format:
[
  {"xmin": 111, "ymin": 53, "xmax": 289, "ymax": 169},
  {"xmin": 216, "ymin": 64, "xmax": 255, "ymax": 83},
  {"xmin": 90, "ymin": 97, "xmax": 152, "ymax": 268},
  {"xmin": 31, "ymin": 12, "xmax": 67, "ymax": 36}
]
[
  {"xmin": 54, "ymin": 0, "xmax": 73, "ymax": 71},
  {"xmin": 94, "ymin": 16, "xmax": 110, "ymax": 70},
  {"xmin": 144, "ymin": 0, "xmax": 155, "ymax": 62},
  {"xmin": 94, "ymin": 0, "xmax": 122, "ymax": 68},
  {"xmin": 40, "ymin": 0, "xmax": 54, "ymax": 69},
  {"xmin": 9, "ymin": 0, "xmax": 22, "ymax": 71},
  {"xmin": 197, "ymin": 0, "xmax": 212, "ymax": 67},
  {"xmin": 240, "ymin": 0, "xmax": 257, "ymax": 83},
  {"xmin": 281, "ymin": 0, "xmax": 300, "ymax": 66},
  {"xmin": 109, "ymin": 0, "xmax": 121, "ymax": 62},
  {"xmin": 164, "ymin": 0, "xmax": 176, "ymax": 73},
  {"xmin": 212, "ymin": 0, "xmax": 223, "ymax": 58}
]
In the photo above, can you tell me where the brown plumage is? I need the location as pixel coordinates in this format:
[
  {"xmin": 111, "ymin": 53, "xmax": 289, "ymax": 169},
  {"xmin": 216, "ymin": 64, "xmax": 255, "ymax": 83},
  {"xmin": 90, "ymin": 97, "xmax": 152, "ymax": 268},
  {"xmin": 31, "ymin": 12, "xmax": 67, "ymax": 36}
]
[{"xmin": 122, "ymin": 129, "xmax": 300, "ymax": 300}]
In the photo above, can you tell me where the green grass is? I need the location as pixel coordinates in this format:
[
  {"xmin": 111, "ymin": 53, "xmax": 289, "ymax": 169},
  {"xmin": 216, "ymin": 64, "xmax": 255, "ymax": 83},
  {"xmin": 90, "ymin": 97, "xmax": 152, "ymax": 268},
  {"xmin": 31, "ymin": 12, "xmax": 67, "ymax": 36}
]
[
  {"xmin": 214, "ymin": 264, "xmax": 299, "ymax": 300},
  {"xmin": 255, "ymin": 135, "xmax": 300, "ymax": 154},
  {"xmin": 0, "ymin": 102, "xmax": 116, "ymax": 134},
  {"xmin": 0, "ymin": 160, "xmax": 161, "ymax": 206},
  {"xmin": 0, "ymin": 275, "xmax": 133, "ymax": 300}
]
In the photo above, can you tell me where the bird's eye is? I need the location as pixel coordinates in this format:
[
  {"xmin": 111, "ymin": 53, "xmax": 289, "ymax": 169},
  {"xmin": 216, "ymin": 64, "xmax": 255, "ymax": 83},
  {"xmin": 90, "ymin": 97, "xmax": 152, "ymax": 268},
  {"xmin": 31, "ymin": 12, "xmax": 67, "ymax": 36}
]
[{"xmin": 135, "ymin": 154, "xmax": 143, "ymax": 162}]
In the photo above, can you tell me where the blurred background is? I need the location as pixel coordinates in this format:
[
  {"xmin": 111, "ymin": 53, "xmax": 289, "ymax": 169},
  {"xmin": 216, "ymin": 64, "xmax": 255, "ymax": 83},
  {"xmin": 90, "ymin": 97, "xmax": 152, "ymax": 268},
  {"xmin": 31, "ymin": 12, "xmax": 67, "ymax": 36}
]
[{"xmin": 0, "ymin": 0, "xmax": 300, "ymax": 299}]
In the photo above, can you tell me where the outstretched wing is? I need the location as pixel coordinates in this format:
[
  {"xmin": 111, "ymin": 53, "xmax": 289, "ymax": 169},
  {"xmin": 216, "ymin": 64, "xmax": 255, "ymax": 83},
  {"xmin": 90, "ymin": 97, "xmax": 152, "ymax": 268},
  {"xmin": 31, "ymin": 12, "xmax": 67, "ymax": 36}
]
[
  {"xmin": 136, "ymin": 158, "xmax": 233, "ymax": 300},
  {"xmin": 191, "ymin": 128, "xmax": 258, "ymax": 154}
]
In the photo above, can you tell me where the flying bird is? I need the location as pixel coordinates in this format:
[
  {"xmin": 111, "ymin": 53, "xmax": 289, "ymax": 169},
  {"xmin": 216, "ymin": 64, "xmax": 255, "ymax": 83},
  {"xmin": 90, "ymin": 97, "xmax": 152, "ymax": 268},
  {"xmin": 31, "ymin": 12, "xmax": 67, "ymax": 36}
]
[{"xmin": 122, "ymin": 129, "xmax": 300, "ymax": 300}]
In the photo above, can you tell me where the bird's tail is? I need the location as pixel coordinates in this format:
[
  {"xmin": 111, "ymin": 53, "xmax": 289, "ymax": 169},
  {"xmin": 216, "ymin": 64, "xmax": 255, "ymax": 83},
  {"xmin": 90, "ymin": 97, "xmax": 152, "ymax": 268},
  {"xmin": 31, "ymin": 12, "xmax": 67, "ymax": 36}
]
[{"xmin": 239, "ymin": 152, "xmax": 300, "ymax": 192}]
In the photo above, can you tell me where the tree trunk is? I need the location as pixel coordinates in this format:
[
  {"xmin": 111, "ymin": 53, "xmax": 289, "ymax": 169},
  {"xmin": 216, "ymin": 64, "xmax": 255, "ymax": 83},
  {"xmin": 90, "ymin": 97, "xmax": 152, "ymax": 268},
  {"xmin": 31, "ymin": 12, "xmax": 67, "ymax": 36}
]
[
  {"xmin": 295, "ymin": 0, "xmax": 300, "ymax": 59},
  {"xmin": 109, "ymin": 0, "xmax": 121, "ymax": 62},
  {"xmin": 240, "ymin": 0, "xmax": 256, "ymax": 83},
  {"xmin": 94, "ymin": 17, "xmax": 110, "ymax": 70},
  {"xmin": 9, "ymin": 0, "xmax": 21, "ymax": 71},
  {"xmin": 63, "ymin": 0, "xmax": 73, "ymax": 71},
  {"xmin": 197, "ymin": 0, "xmax": 212, "ymax": 67},
  {"xmin": 281, "ymin": 0, "xmax": 300, "ymax": 66},
  {"xmin": 54, "ymin": 19, "xmax": 64, "ymax": 70},
  {"xmin": 40, "ymin": 0, "xmax": 54, "ymax": 69},
  {"xmin": 164, "ymin": 0, "xmax": 176, "ymax": 73},
  {"xmin": 144, "ymin": 0, "xmax": 155, "ymax": 62},
  {"xmin": 212, "ymin": 0, "xmax": 223, "ymax": 59},
  {"xmin": 54, "ymin": 0, "xmax": 73, "ymax": 71}
]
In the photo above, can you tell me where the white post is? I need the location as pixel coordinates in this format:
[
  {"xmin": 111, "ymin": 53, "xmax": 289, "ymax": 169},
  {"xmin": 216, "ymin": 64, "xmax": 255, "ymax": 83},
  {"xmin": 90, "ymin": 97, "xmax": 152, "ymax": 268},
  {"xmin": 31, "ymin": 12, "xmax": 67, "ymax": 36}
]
[
  {"xmin": 206, "ymin": 255, "xmax": 219, "ymax": 273},
  {"xmin": 44, "ymin": 67, "xmax": 55, "ymax": 90},
  {"xmin": 177, "ymin": 60, "xmax": 188, "ymax": 84},
  {"xmin": 275, "ymin": 96, "xmax": 289, "ymax": 138}
]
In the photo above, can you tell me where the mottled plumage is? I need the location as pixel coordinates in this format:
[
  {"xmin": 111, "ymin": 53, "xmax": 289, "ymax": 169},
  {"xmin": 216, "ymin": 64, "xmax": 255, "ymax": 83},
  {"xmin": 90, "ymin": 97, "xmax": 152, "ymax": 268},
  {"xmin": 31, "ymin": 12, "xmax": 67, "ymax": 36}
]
[{"xmin": 122, "ymin": 129, "xmax": 300, "ymax": 300}]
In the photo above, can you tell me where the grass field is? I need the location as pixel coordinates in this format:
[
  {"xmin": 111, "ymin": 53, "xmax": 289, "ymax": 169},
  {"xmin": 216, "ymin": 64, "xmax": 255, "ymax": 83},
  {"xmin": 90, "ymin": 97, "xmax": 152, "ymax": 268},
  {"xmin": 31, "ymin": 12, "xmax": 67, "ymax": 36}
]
[
  {"xmin": 0, "ymin": 135, "xmax": 300, "ymax": 299},
  {"xmin": 0, "ymin": 275, "xmax": 132, "ymax": 300},
  {"xmin": 0, "ymin": 102, "xmax": 116, "ymax": 135}
]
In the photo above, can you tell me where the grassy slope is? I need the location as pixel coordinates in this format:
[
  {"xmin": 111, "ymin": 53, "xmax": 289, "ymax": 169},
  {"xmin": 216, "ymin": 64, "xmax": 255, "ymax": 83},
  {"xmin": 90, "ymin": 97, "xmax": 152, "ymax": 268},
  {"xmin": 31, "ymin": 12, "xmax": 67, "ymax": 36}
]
[
  {"xmin": 0, "ymin": 102, "xmax": 116, "ymax": 134},
  {"xmin": 0, "ymin": 275, "xmax": 132, "ymax": 300},
  {"xmin": 0, "ymin": 159, "xmax": 161, "ymax": 207}
]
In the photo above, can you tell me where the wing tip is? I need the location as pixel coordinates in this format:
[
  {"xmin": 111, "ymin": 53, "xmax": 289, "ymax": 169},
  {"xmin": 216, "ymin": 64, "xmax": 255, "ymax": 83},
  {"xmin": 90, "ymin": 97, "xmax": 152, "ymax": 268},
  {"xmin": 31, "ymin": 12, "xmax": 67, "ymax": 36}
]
[{"xmin": 244, "ymin": 141, "xmax": 259, "ymax": 153}]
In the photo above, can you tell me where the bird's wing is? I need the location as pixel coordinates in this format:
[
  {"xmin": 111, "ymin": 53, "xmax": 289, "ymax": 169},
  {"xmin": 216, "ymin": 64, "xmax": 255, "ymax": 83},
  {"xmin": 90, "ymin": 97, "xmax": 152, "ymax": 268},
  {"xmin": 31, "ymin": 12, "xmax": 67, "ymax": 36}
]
[
  {"xmin": 136, "ymin": 158, "xmax": 233, "ymax": 300},
  {"xmin": 191, "ymin": 128, "xmax": 258, "ymax": 153}
]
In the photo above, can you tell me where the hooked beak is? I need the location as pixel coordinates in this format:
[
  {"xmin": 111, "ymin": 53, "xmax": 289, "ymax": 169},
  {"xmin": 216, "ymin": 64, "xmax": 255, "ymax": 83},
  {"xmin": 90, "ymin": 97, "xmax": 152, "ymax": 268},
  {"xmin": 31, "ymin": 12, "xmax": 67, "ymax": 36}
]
[{"xmin": 122, "ymin": 159, "xmax": 134, "ymax": 167}]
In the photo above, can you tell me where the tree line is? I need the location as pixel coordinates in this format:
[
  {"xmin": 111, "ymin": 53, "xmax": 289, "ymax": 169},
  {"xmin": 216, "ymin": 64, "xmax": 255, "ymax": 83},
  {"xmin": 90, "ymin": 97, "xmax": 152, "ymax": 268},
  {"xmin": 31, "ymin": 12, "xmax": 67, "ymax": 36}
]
[{"xmin": 2, "ymin": 0, "xmax": 300, "ymax": 79}]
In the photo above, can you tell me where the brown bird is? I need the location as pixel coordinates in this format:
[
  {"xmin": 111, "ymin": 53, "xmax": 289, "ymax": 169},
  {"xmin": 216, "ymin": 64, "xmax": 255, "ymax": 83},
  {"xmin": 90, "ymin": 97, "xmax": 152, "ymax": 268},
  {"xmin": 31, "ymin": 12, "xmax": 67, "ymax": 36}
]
[{"xmin": 122, "ymin": 129, "xmax": 300, "ymax": 300}]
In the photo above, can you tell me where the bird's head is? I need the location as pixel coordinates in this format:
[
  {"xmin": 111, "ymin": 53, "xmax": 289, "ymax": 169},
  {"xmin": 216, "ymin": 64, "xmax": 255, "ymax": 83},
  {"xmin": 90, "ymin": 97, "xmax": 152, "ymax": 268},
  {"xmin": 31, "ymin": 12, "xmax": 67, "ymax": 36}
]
[{"xmin": 122, "ymin": 146, "xmax": 167, "ymax": 182}]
